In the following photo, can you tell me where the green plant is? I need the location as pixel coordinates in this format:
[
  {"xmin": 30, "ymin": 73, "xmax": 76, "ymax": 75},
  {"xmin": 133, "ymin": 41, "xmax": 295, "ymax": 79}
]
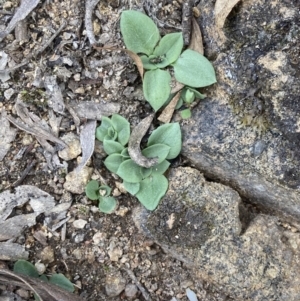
[
  {"xmin": 13, "ymin": 259, "xmax": 74, "ymax": 300},
  {"xmin": 120, "ymin": 10, "xmax": 216, "ymax": 113},
  {"xmin": 85, "ymin": 180, "xmax": 117, "ymax": 213},
  {"xmin": 93, "ymin": 114, "xmax": 181, "ymax": 211}
]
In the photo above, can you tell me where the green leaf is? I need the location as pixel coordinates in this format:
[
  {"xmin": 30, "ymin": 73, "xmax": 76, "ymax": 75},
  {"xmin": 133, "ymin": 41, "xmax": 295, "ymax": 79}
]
[
  {"xmin": 99, "ymin": 185, "xmax": 112, "ymax": 197},
  {"xmin": 104, "ymin": 154, "xmax": 124, "ymax": 173},
  {"xmin": 188, "ymin": 87, "xmax": 206, "ymax": 99},
  {"xmin": 173, "ymin": 49, "xmax": 216, "ymax": 88},
  {"xmin": 103, "ymin": 140, "xmax": 124, "ymax": 155},
  {"xmin": 117, "ymin": 159, "xmax": 143, "ymax": 183},
  {"xmin": 175, "ymin": 97, "xmax": 183, "ymax": 109},
  {"xmin": 147, "ymin": 123, "xmax": 182, "ymax": 159},
  {"xmin": 111, "ymin": 114, "xmax": 130, "ymax": 146},
  {"xmin": 142, "ymin": 144, "xmax": 170, "ymax": 164},
  {"xmin": 105, "ymin": 127, "xmax": 117, "ymax": 141},
  {"xmin": 143, "ymin": 69, "xmax": 171, "ymax": 111},
  {"xmin": 121, "ymin": 147, "xmax": 130, "ymax": 159},
  {"xmin": 99, "ymin": 196, "xmax": 117, "ymax": 214},
  {"xmin": 180, "ymin": 108, "xmax": 192, "ymax": 119},
  {"xmin": 123, "ymin": 181, "xmax": 140, "ymax": 195},
  {"xmin": 120, "ymin": 10, "xmax": 160, "ymax": 55},
  {"xmin": 85, "ymin": 180, "xmax": 100, "ymax": 200},
  {"xmin": 136, "ymin": 174, "xmax": 168, "ymax": 210},
  {"xmin": 96, "ymin": 117, "xmax": 113, "ymax": 142},
  {"xmin": 184, "ymin": 89, "xmax": 195, "ymax": 104},
  {"xmin": 49, "ymin": 274, "xmax": 74, "ymax": 292},
  {"xmin": 140, "ymin": 166, "xmax": 152, "ymax": 179},
  {"xmin": 153, "ymin": 32, "xmax": 183, "ymax": 68},
  {"xmin": 140, "ymin": 55, "xmax": 159, "ymax": 70},
  {"xmin": 13, "ymin": 260, "xmax": 39, "ymax": 278},
  {"xmin": 39, "ymin": 274, "xmax": 48, "ymax": 282},
  {"xmin": 151, "ymin": 160, "xmax": 170, "ymax": 175}
]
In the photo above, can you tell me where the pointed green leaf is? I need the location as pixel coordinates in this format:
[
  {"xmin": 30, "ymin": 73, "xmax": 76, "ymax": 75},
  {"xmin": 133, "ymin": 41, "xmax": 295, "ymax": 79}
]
[
  {"xmin": 121, "ymin": 147, "xmax": 130, "ymax": 159},
  {"xmin": 111, "ymin": 114, "xmax": 130, "ymax": 146},
  {"xmin": 173, "ymin": 49, "xmax": 216, "ymax": 88},
  {"xmin": 184, "ymin": 89, "xmax": 195, "ymax": 104},
  {"xmin": 120, "ymin": 10, "xmax": 160, "ymax": 55},
  {"xmin": 147, "ymin": 123, "xmax": 182, "ymax": 159},
  {"xmin": 49, "ymin": 274, "xmax": 74, "ymax": 292},
  {"xmin": 180, "ymin": 108, "xmax": 192, "ymax": 119},
  {"xmin": 85, "ymin": 180, "xmax": 100, "ymax": 200},
  {"xmin": 136, "ymin": 174, "xmax": 168, "ymax": 210},
  {"xmin": 142, "ymin": 144, "xmax": 170, "ymax": 164},
  {"xmin": 140, "ymin": 166, "xmax": 152, "ymax": 179},
  {"xmin": 123, "ymin": 181, "xmax": 140, "ymax": 195},
  {"xmin": 175, "ymin": 97, "xmax": 183, "ymax": 109},
  {"xmin": 96, "ymin": 117, "xmax": 113, "ymax": 142},
  {"xmin": 103, "ymin": 140, "xmax": 124, "ymax": 155},
  {"xmin": 13, "ymin": 260, "xmax": 39, "ymax": 278},
  {"xmin": 117, "ymin": 159, "xmax": 143, "ymax": 183},
  {"xmin": 104, "ymin": 154, "xmax": 124, "ymax": 173},
  {"xmin": 99, "ymin": 196, "xmax": 117, "ymax": 214},
  {"xmin": 188, "ymin": 87, "xmax": 206, "ymax": 99},
  {"xmin": 151, "ymin": 160, "xmax": 170, "ymax": 175},
  {"xmin": 143, "ymin": 69, "xmax": 171, "ymax": 111},
  {"xmin": 153, "ymin": 32, "xmax": 183, "ymax": 68}
]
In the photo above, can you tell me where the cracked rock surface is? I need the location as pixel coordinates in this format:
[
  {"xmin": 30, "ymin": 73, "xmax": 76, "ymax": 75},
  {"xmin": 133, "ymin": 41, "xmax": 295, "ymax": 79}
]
[{"xmin": 134, "ymin": 167, "xmax": 300, "ymax": 301}]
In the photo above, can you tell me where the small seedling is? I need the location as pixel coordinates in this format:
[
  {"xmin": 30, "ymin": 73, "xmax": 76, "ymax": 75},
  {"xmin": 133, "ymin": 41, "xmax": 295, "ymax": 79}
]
[
  {"xmin": 120, "ymin": 10, "xmax": 216, "ymax": 113},
  {"xmin": 13, "ymin": 259, "xmax": 74, "ymax": 300},
  {"xmin": 93, "ymin": 114, "xmax": 182, "ymax": 210},
  {"xmin": 85, "ymin": 180, "xmax": 117, "ymax": 214}
]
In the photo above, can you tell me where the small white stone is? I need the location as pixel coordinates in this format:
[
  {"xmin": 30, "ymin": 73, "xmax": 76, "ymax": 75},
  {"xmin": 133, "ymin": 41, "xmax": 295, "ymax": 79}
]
[
  {"xmin": 35, "ymin": 262, "xmax": 46, "ymax": 275},
  {"xmin": 73, "ymin": 219, "xmax": 87, "ymax": 229},
  {"xmin": 58, "ymin": 133, "xmax": 81, "ymax": 161}
]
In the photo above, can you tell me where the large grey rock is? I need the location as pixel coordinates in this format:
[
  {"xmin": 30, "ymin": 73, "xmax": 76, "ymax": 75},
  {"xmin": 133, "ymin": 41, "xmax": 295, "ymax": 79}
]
[
  {"xmin": 133, "ymin": 167, "xmax": 300, "ymax": 301},
  {"xmin": 181, "ymin": 0, "xmax": 300, "ymax": 221}
]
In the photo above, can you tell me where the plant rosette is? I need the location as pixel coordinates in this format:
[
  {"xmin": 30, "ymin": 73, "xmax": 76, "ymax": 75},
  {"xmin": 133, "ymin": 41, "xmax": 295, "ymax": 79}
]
[
  {"xmin": 13, "ymin": 259, "xmax": 74, "ymax": 301},
  {"xmin": 96, "ymin": 114, "xmax": 182, "ymax": 211},
  {"xmin": 85, "ymin": 180, "xmax": 117, "ymax": 214},
  {"xmin": 120, "ymin": 10, "xmax": 216, "ymax": 112}
]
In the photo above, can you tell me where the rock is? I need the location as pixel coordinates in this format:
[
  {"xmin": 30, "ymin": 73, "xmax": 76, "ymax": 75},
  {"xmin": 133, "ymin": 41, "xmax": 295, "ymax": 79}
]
[
  {"xmin": 73, "ymin": 219, "xmax": 87, "ymax": 229},
  {"xmin": 39, "ymin": 246, "xmax": 54, "ymax": 264},
  {"xmin": 108, "ymin": 247, "xmax": 123, "ymax": 262},
  {"xmin": 58, "ymin": 133, "xmax": 81, "ymax": 161},
  {"xmin": 105, "ymin": 271, "xmax": 126, "ymax": 297},
  {"xmin": 133, "ymin": 167, "xmax": 300, "ymax": 301},
  {"xmin": 74, "ymin": 233, "xmax": 85, "ymax": 243},
  {"xmin": 63, "ymin": 166, "xmax": 93, "ymax": 194},
  {"xmin": 181, "ymin": 0, "xmax": 300, "ymax": 222},
  {"xmin": 124, "ymin": 284, "xmax": 138, "ymax": 299}
]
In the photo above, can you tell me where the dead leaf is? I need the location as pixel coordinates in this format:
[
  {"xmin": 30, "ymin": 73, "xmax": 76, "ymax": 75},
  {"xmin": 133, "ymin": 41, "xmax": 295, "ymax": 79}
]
[
  {"xmin": 68, "ymin": 101, "xmax": 120, "ymax": 120},
  {"xmin": 0, "ymin": 269, "xmax": 84, "ymax": 301},
  {"xmin": 0, "ymin": 109, "xmax": 17, "ymax": 160},
  {"xmin": 93, "ymin": 45, "xmax": 144, "ymax": 79},
  {"xmin": 7, "ymin": 96, "xmax": 67, "ymax": 148},
  {"xmin": 75, "ymin": 120, "xmax": 97, "ymax": 172},
  {"xmin": 215, "ymin": 0, "xmax": 241, "ymax": 29},
  {"xmin": 44, "ymin": 75, "xmax": 65, "ymax": 115},
  {"xmin": 188, "ymin": 17, "xmax": 204, "ymax": 55},
  {"xmin": 158, "ymin": 92, "xmax": 181, "ymax": 123},
  {"xmin": 0, "ymin": 0, "xmax": 41, "ymax": 42},
  {"xmin": 128, "ymin": 114, "xmax": 159, "ymax": 168}
]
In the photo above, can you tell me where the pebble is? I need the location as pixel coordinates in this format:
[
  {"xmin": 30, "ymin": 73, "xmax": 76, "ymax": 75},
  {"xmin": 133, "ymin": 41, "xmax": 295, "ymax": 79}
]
[
  {"xmin": 40, "ymin": 246, "xmax": 54, "ymax": 264},
  {"xmin": 63, "ymin": 166, "xmax": 93, "ymax": 194},
  {"xmin": 105, "ymin": 272, "xmax": 126, "ymax": 297},
  {"xmin": 125, "ymin": 284, "xmax": 138, "ymax": 299},
  {"xmin": 73, "ymin": 219, "xmax": 87, "ymax": 229},
  {"xmin": 108, "ymin": 247, "xmax": 123, "ymax": 262},
  {"xmin": 74, "ymin": 233, "xmax": 85, "ymax": 243},
  {"xmin": 58, "ymin": 133, "xmax": 81, "ymax": 161},
  {"xmin": 4, "ymin": 88, "xmax": 14, "ymax": 100},
  {"xmin": 35, "ymin": 262, "xmax": 46, "ymax": 275}
]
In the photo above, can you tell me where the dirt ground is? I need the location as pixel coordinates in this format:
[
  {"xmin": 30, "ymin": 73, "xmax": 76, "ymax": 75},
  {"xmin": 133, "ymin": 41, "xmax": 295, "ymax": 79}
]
[{"xmin": 0, "ymin": 0, "xmax": 233, "ymax": 300}]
